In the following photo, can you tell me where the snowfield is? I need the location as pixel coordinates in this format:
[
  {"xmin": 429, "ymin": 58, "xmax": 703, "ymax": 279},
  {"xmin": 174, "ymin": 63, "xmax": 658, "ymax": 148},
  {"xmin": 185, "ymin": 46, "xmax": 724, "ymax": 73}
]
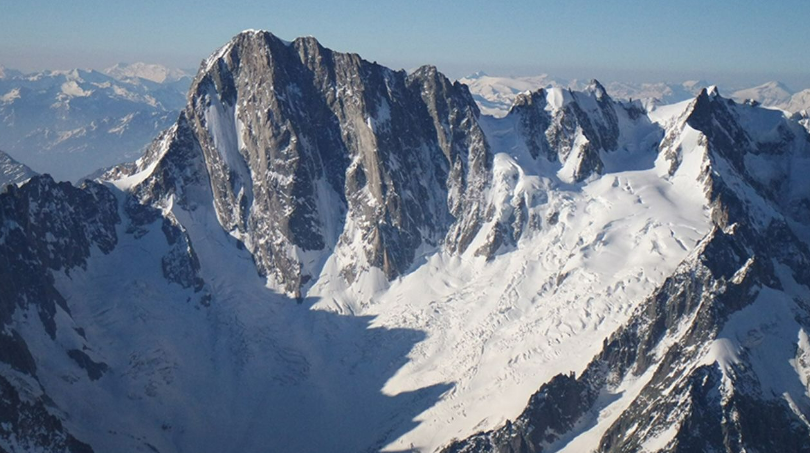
[{"xmin": 309, "ymin": 98, "xmax": 712, "ymax": 451}]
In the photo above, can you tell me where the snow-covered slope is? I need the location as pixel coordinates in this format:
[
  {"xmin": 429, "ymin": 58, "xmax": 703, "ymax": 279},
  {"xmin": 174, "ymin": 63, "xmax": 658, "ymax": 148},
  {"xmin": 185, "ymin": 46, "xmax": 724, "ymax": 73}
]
[
  {"xmin": 731, "ymin": 81, "xmax": 794, "ymax": 107},
  {"xmin": 0, "ymin": 66, "xmax": 190, "ymax": 181},
  {"xmin": 731, "ymin": 81, "xmax": 810, "ymax": 114},
  {"xmin": 2, "ymin": 31, "xmax": 810, "ymax": 453},
  {"xmin": 445, "ymin": 87, "xmax": 810, "ymax": 453},
  {"xmin": 462, "ymin": 74, "xmax": 810, "ymax": 119},
  {"xmin": 785, "ymin": 89, "xmax": 810, "ymax": 113}
]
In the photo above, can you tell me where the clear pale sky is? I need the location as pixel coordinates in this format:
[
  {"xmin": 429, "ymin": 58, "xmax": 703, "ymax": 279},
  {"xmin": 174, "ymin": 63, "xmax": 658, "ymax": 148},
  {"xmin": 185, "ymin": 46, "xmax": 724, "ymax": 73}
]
[{"xmin": 2, "ymin": 0, "xmax": 809, "ymax": 88}]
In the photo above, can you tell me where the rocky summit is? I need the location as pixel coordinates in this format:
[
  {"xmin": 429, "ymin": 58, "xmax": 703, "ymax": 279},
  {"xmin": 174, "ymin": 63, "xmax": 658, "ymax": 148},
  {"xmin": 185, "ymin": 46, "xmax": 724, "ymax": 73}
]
[
  {"xmin": 0, "ymin": 149, "xmax": 36, "ymax": 189},
  {"xmin": 1, "ymin": 30, "xmax": 810, "ymax": 452}
]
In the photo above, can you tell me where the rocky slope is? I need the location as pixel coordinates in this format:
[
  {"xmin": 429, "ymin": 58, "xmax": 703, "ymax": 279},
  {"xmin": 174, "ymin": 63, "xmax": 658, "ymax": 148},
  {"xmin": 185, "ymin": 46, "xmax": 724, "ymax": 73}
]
[{"xmin": 1, "ymin": 30, "xmax": 809, "ymax": 453}]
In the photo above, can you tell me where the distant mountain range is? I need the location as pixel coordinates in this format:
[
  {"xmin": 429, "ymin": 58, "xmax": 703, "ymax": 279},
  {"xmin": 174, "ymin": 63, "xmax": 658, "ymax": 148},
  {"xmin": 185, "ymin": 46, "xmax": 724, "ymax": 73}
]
[
  {"xmin": 103, "ymin": 62, "xmax": 191, "ymax": 84},
  {"xmin": 729, "ymin": 81, "xmax": 810, "ymax": 113},
  {"xmin": 0, "ymin": 63, "xmax": 192, "ymax": 181},
  {"xmin": 459, "ymin": 72, "xmax": 810, "ymax": 118}
]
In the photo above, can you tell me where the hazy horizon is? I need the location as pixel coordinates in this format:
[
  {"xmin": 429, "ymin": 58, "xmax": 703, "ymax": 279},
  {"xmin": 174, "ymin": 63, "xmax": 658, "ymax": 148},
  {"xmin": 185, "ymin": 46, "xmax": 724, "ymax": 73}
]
[
  {"xmin": 3, "ymin": 56, "xmax": 807, "ymax": 94},
  {"xmin": 3, "ymin": 0, "xmax": 810, "ymax": 89}
]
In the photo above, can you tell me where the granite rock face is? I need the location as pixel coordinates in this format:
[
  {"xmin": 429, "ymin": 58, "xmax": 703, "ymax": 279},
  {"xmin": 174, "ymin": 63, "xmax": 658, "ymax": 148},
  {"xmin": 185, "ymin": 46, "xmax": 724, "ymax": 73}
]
[{"xmin": 133, "ymin": 31, "xmax": 491, "ymax": 296}]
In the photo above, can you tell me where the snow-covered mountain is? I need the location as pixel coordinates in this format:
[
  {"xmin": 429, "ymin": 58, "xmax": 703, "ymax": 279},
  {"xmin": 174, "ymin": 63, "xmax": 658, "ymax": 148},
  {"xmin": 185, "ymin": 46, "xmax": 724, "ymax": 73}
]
[
  {"xmin": 2, "ymin": 30, "xmax": 810, "ymax": 453},
  {"xmin": 0, "ymin": 66, "xmax": 23, "ymax": 80},
  {"xmin": 104, "ymin": 62, "xmax": 191, "ymax": 83},
  {"xmin": 604, "ymin": 79, "xmax": 709, "ymax": 106},
  {"xmin": 785, "ymin": 89, "xmax": 810, "ymax": 113},
  {"xmin": 458, "ymin": 72, "xmax": 710, "ymax": 117},
  {"xmin": 0, "ymin": 66, "xmax": 190, "ymax": 181},
  {"xmin": 462, "ymin": 73, "xmax": 810, "ymax": 119},
  {"xmin": 456, "ymin": 72, "xmax": 576, "ymax": 117},
  {"xmin": 445, "ymin": 86, "xmax": 810, "ymax": 452},
  {"xmin": 729, "ymin": 81, "xmax": 810, "ymax": 114},
  {"xmin": 731, "ymin": 81, "xmax": 794, "ymax": 107},
  {"xmin": 0, "ymin": 149, "xmax": 36, "ymax": 189}
]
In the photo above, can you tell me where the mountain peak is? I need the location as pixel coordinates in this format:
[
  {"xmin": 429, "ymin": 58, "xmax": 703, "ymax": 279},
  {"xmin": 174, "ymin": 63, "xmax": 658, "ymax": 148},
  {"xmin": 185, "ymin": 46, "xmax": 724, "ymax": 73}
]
[
  {"xmin": 230, "ymin": 28, "xmax": 291, "ymax": 45},
  {"xmin": 466, "ymin": 70, "xmax": 489, "ymax": 79},
  {"xmin": 731, "ymin": 80, "xmax": 793, "ymax": 106},
  {"xmin": 411, "ymin": 64, "xmax": 441, "ymax": 78},
  {"xmin": 0, "ymin": 149, "xmax": 37, "ymax": 189},
  {"xmin": 292, "ymin": 34, "xmax": 321, "ymax": 46},
  {"xmin": 761, "ymin": 80, "xmax": 792, "ymax": 91},
  {"xmin": 585, "ymin": 78, "xmax": 609, "ymax": 99},
  {"xmin": 693, "ymin": 85, "xmax": 721, "ymax": 104},
  {"xmin": 103, "ymin": 61, "xmax": 189, "ymax": 83},
  {"xmin": 161, "ymin": 31, "xmax": 489, "ymax": 296},
  {"xmin": 201, "ymin": 29, "xmax": 292, "ymax": 74}
]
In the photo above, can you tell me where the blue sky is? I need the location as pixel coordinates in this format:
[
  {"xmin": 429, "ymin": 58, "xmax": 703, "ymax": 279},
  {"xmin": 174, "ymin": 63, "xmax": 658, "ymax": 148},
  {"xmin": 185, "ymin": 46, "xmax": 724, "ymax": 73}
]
[{"xmin": 2, "ymin": 0, "xmax": 809, "ymax": 87}]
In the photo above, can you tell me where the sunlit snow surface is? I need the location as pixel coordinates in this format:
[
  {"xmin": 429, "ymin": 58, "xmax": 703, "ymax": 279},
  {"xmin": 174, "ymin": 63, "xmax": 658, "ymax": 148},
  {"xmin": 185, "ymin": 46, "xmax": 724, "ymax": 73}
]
[
  {"xmin": 307, "ymin": 99, "xmax": 712, "ymax": 451},
  {"xmin": 38, "ymin": 98, "xmax": 716, "ymax": 452}
]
